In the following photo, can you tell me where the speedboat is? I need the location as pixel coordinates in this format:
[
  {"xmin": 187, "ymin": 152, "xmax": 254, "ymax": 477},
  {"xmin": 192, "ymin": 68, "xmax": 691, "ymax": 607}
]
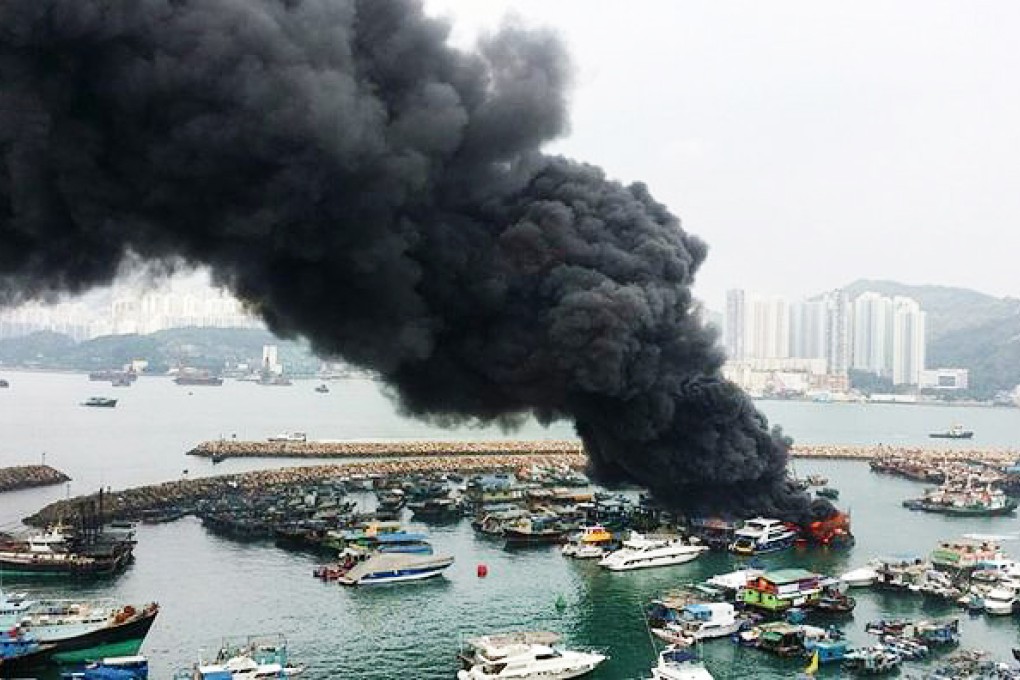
[
  {"xmin": 651, "ymin": 603, "xmax": 742, "ymax": 645},
  {"xmin": 599, "ymin": 533, "xmax": 707, "ymax": 571},
  {"xmin": 647, "ymin": 646, "xmax": 714, "ymax": 680},
  {"xmin": 982, "ymin": 580, "xmax": 1020, "ymax": 616},
  {"xmin": 81, "ymin": 396, "xmax": 117, "ymax": 408},
  {"xmin": 729, "ymin": 518, "xmax": 798, "ymax": 555},
  {"xmin": 457, "ymin": 632, "xmax": 605, "ymax": 680},
  {"xmin": 337, "ymin": 552, "xmax": 454, "ymax": 585},
  {"xmin": 61, "ymin": 655, "xmax": 149, "ymax": 679},
  {"xmin": 175, "ymin": 634, "xmax": 305, "ymax": 679}
]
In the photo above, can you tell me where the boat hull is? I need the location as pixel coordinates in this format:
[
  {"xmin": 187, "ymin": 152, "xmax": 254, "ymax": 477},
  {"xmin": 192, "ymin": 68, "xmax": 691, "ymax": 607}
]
[
  {"xmin": 45, "ymin": 606, "xmax": 159, "ymax": 664},
  {"xmin": 0, "ymin": 551, "xmax": 133, "ymax": 578}
]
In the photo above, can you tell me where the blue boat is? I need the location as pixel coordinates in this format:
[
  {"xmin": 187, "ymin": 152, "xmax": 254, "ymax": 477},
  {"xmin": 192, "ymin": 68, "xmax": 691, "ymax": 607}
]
[
  {"xmin": 1, "ymin": 627, "xmax": 55, "ymax": 673},
  {"xmin": 338, "ymin": 552, "xmax": 455, "ymax": 585},
  {"xmin": 61, "ymin": 655, "xmax": 149, "ymax": 679}
]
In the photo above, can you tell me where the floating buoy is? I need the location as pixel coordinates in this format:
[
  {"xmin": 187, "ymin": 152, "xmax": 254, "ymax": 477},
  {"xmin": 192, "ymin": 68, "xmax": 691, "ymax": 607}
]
[
  {"xmin": 477, "ymin": 563, "xmax": 488, "ymax": 578},
  {"xmin": 554, "ymin": 594, "xmax": 567, "ymax": 611}
]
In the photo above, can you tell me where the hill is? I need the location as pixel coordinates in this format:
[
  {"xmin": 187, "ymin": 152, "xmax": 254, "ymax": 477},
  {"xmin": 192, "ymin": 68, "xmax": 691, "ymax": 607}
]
[
  {"xmin": 842, "ymin": 279, "xmax": 1020, "ymax": 340},
  {"xmin": 0, "ymin": 327, "xmax": 325, "ymax": 375},
  {"xmin": 841, "ymin": 280, "xmax": 1020, "ymax": 396}
]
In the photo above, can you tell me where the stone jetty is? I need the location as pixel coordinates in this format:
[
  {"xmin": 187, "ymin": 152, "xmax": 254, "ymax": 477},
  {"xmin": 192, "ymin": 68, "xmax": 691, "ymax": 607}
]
[
  {"xmin": 187, "ymin": 438, "xmax": 585, "ymax": 459},
  {"xmin": 22, "ymin": 453, "xmax": 586, "ymax": 527},
  {"xmin": 188, "ymin": 438, "xmax": 1020, "ymax": 466},
  {"xmin": 0, "ymin": 464, "xmax": 70, "ymax": 494}
]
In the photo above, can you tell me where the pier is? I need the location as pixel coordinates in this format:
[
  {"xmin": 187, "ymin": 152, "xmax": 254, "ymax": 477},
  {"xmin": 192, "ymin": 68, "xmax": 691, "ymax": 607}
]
[
  {"xmin": 22, "ymin": 453, "xmax": 586, "ymax": 527},
  {"xmin": 0, "ymin": 464, "xmax": 71, "ymax": 494}
]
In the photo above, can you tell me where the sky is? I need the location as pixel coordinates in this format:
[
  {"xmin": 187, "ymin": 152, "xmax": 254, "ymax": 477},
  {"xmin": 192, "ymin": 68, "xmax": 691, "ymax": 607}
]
[{"xmin": 424, "ymin": 0, "xmax": 1020, "ymax": 309}]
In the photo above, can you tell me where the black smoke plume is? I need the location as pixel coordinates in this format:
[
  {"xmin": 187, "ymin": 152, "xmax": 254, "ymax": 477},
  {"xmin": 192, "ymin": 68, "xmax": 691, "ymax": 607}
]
[{"xmin": 0, "ymin": 0, "xmax": 831, "ymax": 522}]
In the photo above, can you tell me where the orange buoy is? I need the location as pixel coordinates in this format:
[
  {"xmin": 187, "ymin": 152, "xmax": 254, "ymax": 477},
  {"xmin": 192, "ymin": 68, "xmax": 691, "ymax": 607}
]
[{"xmin": 477, "ymin": 563, "xmax": 488, "ymax": 578}]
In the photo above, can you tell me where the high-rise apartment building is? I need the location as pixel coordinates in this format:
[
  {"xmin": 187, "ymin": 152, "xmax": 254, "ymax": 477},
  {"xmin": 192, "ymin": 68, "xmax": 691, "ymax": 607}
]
[
  {"xmin": 724, "ymin": 289, "xmax": 746, "ymax": 360},
  {"xmin": 746, "ymin": 295, "xmax": 790, "ymax": 359},
  {"xmin": 851, "ymin": 292, "xmax": 893, "ymax": 375},
  {"xmin": 891, "ymin": 296, "xmax": 926, "ymax": 385},
  {"xmin": 789, "ymin": 300, "xmax": 827, "ymax": 361}
]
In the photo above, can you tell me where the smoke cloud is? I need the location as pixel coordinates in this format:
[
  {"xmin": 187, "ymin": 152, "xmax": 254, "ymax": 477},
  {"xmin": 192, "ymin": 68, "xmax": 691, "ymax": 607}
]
[{"xmin": 0, "ymin": 0, "xmax": 828, "ymax": 522}]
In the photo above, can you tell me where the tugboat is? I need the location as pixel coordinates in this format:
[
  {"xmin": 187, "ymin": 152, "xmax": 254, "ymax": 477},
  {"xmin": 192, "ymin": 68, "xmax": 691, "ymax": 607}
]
[
  {"xmin": 929, "ymin": 424, "xmax": 974, "ymax": 439},
  {"xmin": 81, "ymin": 397, "xmax": 118, "ymax": 408}
]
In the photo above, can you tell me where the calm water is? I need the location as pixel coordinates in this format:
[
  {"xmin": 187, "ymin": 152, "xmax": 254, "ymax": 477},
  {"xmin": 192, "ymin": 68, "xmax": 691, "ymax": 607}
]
[{"xmin": 2, "ymin": 370, "xmax": 1020, "ymax": 678}]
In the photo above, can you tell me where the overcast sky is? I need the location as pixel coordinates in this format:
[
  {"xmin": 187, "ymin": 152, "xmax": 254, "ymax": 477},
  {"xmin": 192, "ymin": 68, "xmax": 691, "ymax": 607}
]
[{"xmin": 426, "ymin": 0, "xmax": 1020, "ymax": 309}]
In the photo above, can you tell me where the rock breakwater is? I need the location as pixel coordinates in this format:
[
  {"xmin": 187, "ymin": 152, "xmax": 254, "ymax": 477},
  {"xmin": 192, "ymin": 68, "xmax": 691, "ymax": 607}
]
[
  {"xmin": 0, "ymin": 464, "xmax": 70, "ymax": 493},
  {"xmin": 187, "ymin": 439, "xmax": 585, "ymax": 459},
  {"xmin": 790, "ymin": 444, "xmax": 1020, "ymax": 463},
  {"xmin": 23, "ymin": 453, "xmax": 585, "ymax": 527}
]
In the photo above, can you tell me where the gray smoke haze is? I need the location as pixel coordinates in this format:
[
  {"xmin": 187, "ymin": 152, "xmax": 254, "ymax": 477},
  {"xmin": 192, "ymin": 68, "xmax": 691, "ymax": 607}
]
[{"xmin": 0, "ymin": 0, "xmax": 829, "ymax": 522}]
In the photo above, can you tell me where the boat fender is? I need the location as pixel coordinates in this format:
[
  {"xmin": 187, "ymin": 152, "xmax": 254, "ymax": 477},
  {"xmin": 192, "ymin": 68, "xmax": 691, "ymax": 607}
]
[{"xmin": 477, "ymin": 564, "xmax": 488, "ymax": 578}]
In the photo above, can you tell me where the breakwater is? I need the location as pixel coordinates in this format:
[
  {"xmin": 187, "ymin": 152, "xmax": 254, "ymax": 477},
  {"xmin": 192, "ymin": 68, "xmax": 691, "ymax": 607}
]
[
  {"xmin": 0, "ymin": 464, "xmax": 70, "ymax": 493},
  {"xmin": 22, "ymin": 453, "xmax": 585, "ymax": 527},
  {"xmin": 187, "ymin": 438, "xmax": 585, "ymax": 459},
  {"xmin": 187, "ymin": 438, "xmax": 1020, "ymax": 464}
]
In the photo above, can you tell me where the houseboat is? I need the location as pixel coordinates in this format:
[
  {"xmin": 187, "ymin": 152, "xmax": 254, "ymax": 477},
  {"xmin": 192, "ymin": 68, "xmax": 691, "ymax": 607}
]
[
  {"xmin": 740, "ymin": 569, "xmax": 824, "ymax": 613},
  {"xmin": 930, "ymin": 537, "xmax": 1005, "ymax": 572}
]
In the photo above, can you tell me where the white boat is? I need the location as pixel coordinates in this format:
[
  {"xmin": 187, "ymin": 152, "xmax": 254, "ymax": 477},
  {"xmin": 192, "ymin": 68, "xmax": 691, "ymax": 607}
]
[
  {"xmin": 598, "ymin": 533, "xmax": 708, "ymax": 572},
  {"xmin": 457, "ymin": 631, "xmax": 606, "ymax": 680},
  {"xmin": 562, "ymin": 525, "xmax": 614, "ymax": 559},
  {"xmin": 647, "ymin": 646, "xmax": 714, "ymax": 680},
  {"xmin": 840, "ymin": 566, "xmax": 879, "ymax": 588},
  {"xmin": 728, "ymin": 518, "xmax": 798, "ymax": 555},
  {"xmin": 981, "ymin": 580, "xmax": 1020, "ymax": 616},
  {"xmin": 267, "ymin": 432, "xmax": 307, "ymax": 443},
  {"xmin": 651, "ymin": 603, "xmax": 742, "ymax": 645},
  {"xmin": 337, "ymin": 552, "xmax": 453, "ymax": 585},
  {"xmin": 177, "ymin": 634, "xmax": 305, "ymax": 679}
]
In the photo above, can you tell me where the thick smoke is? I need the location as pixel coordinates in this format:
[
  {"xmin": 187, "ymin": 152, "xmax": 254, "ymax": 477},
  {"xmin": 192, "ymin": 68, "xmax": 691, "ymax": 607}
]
[{"xmin": 0, "ymin": 0, "xmax": 830, "ymax": 522}]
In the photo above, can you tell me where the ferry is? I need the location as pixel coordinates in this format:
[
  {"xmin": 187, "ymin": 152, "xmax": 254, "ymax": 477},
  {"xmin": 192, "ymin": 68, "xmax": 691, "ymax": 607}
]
[
  {"xmin": 457, "ymin": 631, "xmax": 606, "ymax": 680},
  {"xmin": 728, "ymin": 518, "xmax": 798, "ymax": 555},
  {"xmin": 598, "ymin": 533, "xmax": 708, "ymax": 571},
  {"xmin": 337, "ymin": 552, "xmax": 454, "ymax": 585}
]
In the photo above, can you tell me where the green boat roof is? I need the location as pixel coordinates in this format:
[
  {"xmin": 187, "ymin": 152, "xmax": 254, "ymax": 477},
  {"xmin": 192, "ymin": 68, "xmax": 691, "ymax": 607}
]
[{"xmin": 761, "ymin": 568, "xmax": 819, "ymax": 584}]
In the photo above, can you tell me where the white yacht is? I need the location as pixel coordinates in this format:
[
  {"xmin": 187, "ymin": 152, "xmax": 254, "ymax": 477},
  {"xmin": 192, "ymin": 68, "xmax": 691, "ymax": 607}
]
[
  {"xmin": 981, "ymin": 580, "xmax": 1020, "ymax": 616},
  {"xmin": 840, "ymin": 566, "xmax": 879, "ymax": 588},
  {"xmin": 599, "ymin": 533, "xmax": 708, "ymax": 572},
  {"xmin": 651, "ymin": 603, "xmax": 742, "ymax": 645},
  {"xmin": 647, "ymin": 646, "xmax": 714, "ymax": 680},
  {"xmin": 457, "ymin": 632, "xmax": 606, "ymax": 680},
  {"xmin": 728, "ymin": 518, "xmax": 798, "ymax": 555}
]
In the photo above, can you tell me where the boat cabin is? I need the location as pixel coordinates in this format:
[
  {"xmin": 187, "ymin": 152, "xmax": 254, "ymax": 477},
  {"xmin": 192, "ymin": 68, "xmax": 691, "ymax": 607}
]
[
  {"xmin": 931, "ymin": 537, "xmax": 1002, "ymax": 571},
  {"xmin": 755, "ymin": 623, "xmax": 806, "ymax": 656},
  {"xmin": 741, "ymin": 569, "xmax": 823, "ymax": 612}
]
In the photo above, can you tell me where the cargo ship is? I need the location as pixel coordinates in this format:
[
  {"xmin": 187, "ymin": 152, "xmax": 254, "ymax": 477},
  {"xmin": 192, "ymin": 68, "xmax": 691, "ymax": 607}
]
[{"xmin": 173, "ymin": 370, "xmax": 224, "ymax": 386}]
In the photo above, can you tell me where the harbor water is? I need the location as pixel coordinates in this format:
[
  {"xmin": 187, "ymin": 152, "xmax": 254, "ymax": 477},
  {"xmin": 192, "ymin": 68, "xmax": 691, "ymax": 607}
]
[{"xmin": 2, "ymin": 370, "xmax": 1020, "ymax": 678}]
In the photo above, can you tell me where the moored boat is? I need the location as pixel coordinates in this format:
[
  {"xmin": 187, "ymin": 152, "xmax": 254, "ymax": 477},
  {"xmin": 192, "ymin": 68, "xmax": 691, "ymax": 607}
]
[
  {"xmin": 0, "ymin": 525, "xmax": 135, "ymax": 577},
  {"xmin": 173, "ymin": 634, "xmax": 304, "ymax": 679},
  {"xmin": 337, "ymin": 552, "xmax": 454, "ymax": 585},
  {"xmin": 61, "ymin": 655, "xmax": 149, "ymax": 679},
  {"xmin": 840, "ymin": 566, "xmax": 879, "ymax": 588},
  {"xmin": 562, "ymin": 525, "xmax": 614, "ymax": 559},
  {"xmin": 646, "ymin": 645, "xmax": 714, "ymax": 680},
  {"xmin": 649, "ymin": 602, "xmax": 742, "ymax": 645},
  {"xmin": 599, "ymin": 533, "xmax": 707, "ymax": 572},
  {"xmin": 729, "ymin": 518, "xmax": 798, "ymax": 555},
  {"xmin": 1, "ymin": 627, "xmax": 57, "ymax": 674},
  {"xmin": 456, "ymin": 631, "xmax": 605, "ymax": 680},
  {"xmin": 1, "ymin": 591, "xmax": 159, "ymax": 664}
]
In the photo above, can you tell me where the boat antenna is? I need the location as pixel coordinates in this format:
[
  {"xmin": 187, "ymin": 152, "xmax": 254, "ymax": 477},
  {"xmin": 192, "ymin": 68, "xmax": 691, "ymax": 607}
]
[{"xmin": 639, "ymin": 603, "xmax": 658, "ymax": 660}]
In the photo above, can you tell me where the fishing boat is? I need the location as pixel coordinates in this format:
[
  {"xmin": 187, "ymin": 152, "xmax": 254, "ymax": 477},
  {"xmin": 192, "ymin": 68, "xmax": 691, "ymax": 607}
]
[
  {"xmin": 599, "ymin": 533, "xmax": 708, "ymax": 571},
  {"xmin": 1, "ymin": 627, "xmax": 56, "ymax": 674},
  {"xmin": 0, "ymin": 378, "xmax": 9, "ymax": 388},
  {"xmin": 806, "ymin": 474, "xmax": 828, "ymax": 486},
  {"xmin": 929, "ymin": 424, "xmax": 973, "ymax": 439},
  {"xmin": 407, "ymin": 497, "xmax": 460, "ymax": 521},
  {"xmin": 314, "ymin": 384, "xmax": 329, "ymax": 393},
  {"xmin": 561, "ymin": 525, "xmax": 614, "ymax": 559},
  {"xmin": 337, "ymin": 552, "xmax": 454, "ymax": 585},
  {"xmin": 0, "ymin": 525, "xmax": 135, "ymax": 577},
  {"xmin": 912, "ymin": 619, "xmax": 960, "ymax": 646},
  {"xmin": 0, "ymin": 591, "xmax": 159, "ymax": 664},
  {"xmin": 81, "ymin": 397, "xmax": 117, "ymax": 408},
  {"xmin": 729, "ymin": 518, "xmax": 798, "ymax": 555},
  {"xmin": 646, "ymin": 646, "xmax": 714, "ymax": 680},
  {"xmin": 903, "ymin": 485, "xmax": 1017, "ymax": 516},
  {"xmin": 174, "ymin": 634, "xmax": 305, "ymax": 679},
  {"xmin": 816, "ymin": 487, "xmax": 839, "ymax": 500},
  {"xmin": 649, "ymin": 603, "xmax": 742, "ymax": 645},
  {"xmin": 456, "ymin": 631, "xmax": 606, "ymax": 680},
  {"xmin": 504, "ymin": 515, "xmax": 570, "ymax": 546}
]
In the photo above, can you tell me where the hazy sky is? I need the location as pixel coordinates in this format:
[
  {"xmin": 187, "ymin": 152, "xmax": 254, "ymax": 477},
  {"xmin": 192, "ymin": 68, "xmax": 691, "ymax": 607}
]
[{"xmin": 426, "ymin": 0, "xmax": 1020, "ymax": 309}]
